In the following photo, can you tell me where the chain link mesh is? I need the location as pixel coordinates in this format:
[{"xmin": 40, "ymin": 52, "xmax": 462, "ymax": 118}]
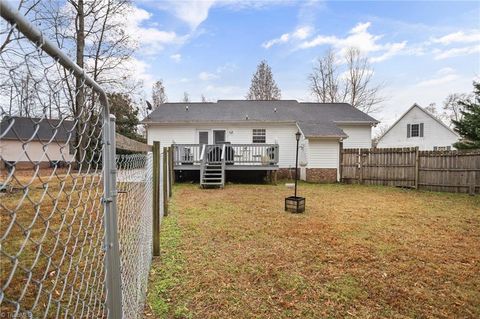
[
  {"xmin": 1, "ymin": 10, "xmax": 155, "ymax": 319},
  {"xmin": 116, "ymin": 154, "xmax": 153, "ymax": 319}
]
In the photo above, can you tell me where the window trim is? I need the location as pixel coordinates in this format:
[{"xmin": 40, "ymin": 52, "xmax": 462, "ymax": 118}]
[
  {"xmin": 407, "ymin": 123, "xmax": 424, "ymax": 138},
  {"xmin": 410, "ymin": 124, "xmax": 420, "ymax": 137},
  {"xmin": 252, "ymin": 128, "xmax": 266, "ymax": 144}
]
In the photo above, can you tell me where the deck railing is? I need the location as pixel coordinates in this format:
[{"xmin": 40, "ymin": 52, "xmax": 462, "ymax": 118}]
[
  {"xmin": 173, "ymin": 143, "xmax": 279, "ymax": 166},
  {"xmin": 172, "ymin": 144, "xmax": 203, "ymax": 165}
]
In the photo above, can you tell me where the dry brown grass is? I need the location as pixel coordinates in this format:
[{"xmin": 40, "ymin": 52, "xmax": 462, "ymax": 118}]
[
  {"xmin": 1, "ymin": 172, "xmax": 106, "ymax": 317},
  {"xmin": 147, "ymin": 183, "xmax": 480, "ymax": 319}
]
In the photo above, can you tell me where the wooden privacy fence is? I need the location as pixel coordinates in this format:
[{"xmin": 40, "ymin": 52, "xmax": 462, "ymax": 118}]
[{"xmin": 341, "ymin": 147, "xmax": 480, "ymax": 194}]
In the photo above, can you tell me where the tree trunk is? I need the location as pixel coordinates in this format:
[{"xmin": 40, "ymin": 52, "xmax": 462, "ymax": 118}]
[{"xmin": 75, "ymin": 0, "xmax": 85, "ymax": 167}]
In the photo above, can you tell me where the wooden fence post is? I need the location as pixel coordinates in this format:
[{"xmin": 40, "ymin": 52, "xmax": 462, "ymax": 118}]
[
  {"xmin": 469, "ymin": 171, "xmax": 476, "ymax": 196},
  {"xmin": 339, "ymin": 141, "xmax": 343, "ymax": 182},
  {"xmin": 415, "ymin": 147, "xmax": 420, "ymax": 189},
  {"xmin": 169, "ymin": 147, "xmax": 174, "ymax": 196},
  {"xmin": 163, "ymin": 147, "xmax": 169, "ymax": 216},
  {"xmin": 152, "ymin": 141, "xmax": 160, "ymax": 256},
  {"xmin": 170, "ymin": 146, "xmax": 175, "ymax": 188},
  {"xmin": 358, "ymin": 149, "xmax": 363, "ymax": 184}
]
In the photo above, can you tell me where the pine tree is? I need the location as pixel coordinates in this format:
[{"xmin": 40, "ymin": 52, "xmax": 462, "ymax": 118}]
[
  {"xmin": 108, "ymin": 93, "xmax": 143, "ymax": 142},
  {"xmin": 246, "ymin": 60, "xmax": 281, "ymax": 100},
  {"xmin": 452, "ymin": 82, "xmax": 480, "ymax": 149}
]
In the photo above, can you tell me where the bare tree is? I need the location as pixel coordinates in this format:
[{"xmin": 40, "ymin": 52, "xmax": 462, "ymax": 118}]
[
  {"xmin": 443, "ymin": 93, "xmax": 472, "ymax": 124},
  {"xmin": 0, "ymin": 0, "xmax": 42, "ymax": 52},
  {"xmin": 201, "ymin": 94, "xmax": 208, "ymax": 102},
  {"xmin": 308, "ymin": 48, "xmax": 340, "ymax": 103},
  {"xmin": 246, "ymin": 60, "xmax": 281, "ymax": 100},
  {"xmin": 372, "ymin": 123, "xmax": 389, "ymax": 146},
  {"xmin": 425, "ymin": 102, "xmax": 449, "ymax": 123},
  {"xmin": 33, "ymin": 0, "xmax": 136, "ymax": 162},
  {"xmin": 183, "ymin": 92, "xmax": 190, "ymax": 102},
  {"xmin": 309, "ymin": 47, "xmax": 384, "ymax": 114},
  {"xmin": 152, "ymin": 80, "xmax": 167, "ymax": 109}
]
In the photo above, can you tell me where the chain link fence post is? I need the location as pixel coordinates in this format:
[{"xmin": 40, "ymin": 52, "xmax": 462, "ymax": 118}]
[
  {"xmin": 103, "ymin": 114, "xmax": 122, "ymax": 318},
  {"xmin": 152, "ymin": 141, "xmax": 161, "ymax": 256}
]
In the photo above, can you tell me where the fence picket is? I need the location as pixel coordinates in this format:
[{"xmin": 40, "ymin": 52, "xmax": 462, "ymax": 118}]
[{"xmin": 341, "ymin": 148, "xmax": 479, "ymax": 194}]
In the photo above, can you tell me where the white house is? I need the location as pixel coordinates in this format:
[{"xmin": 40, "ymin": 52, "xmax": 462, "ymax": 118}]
[
  {"xmin": 0, "ymin": 116, "xmax": 75, "ymax": 170},
  {"xmin": 377, "ymin": 103, "xmax": 459, "ymax": 150},
  {"xmin": 142, "ymin": 100, "xmax": 378, "ymax": 187}
]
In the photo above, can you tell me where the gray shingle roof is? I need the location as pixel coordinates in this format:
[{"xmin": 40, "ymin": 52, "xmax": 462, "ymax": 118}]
[
  {"xmin": 0, "ymin": 116, "xmax": 75, "ymax": 142},
  {"xmin": 142, "ymin": 100, "xmax": 378, "ymax": 138}
]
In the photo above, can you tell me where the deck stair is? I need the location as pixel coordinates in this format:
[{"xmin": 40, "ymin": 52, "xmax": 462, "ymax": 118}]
[{"xmin": 200, "ymin": 144, "xmax": 226, "ymax": 188}]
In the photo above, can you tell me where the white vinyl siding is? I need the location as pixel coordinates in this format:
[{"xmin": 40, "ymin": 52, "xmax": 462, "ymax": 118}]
[
  {"xmin": 337, "ymin": 125, "xmax": 372, "ymax": 148},
  {"xmin": 378, "ymin": 106, "xmax": 459, "ymax": 150},
  {"xmin": 307, "ymin": 139, "xmax": 340, "ymax": 169},
  {"xmin": 0, "ymin": 140, "xmax": 74, "ymax": 162},
  {"xmin": 147, "ymin": 123, "xmax": 299, "ymax": 168}
]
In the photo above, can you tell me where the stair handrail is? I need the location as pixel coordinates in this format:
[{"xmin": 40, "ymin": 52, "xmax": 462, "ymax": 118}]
[
  {"xmin": 220, "ymin": 143, "xmax": 226, "ymax": 161},
  {"xmin": 221, "ymin": 143, "xmax": 226, "ymax": 187},
  {"xmin": 200, "ymin": 144, "xmax": 206, "ymax": 161}
]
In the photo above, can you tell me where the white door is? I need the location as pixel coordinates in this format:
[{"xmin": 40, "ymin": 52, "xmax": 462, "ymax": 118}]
[
  {"xmin": 198, "ymin": 131, "xmax": 209, "ymax": 144},
  {"xmin": 213, "ymin": 130, "xmax": 226, "ymax": 144}
]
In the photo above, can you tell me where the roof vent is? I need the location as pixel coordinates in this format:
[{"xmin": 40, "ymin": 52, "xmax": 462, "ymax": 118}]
[
  {"xmin": 274, "ymin": 108, "xmax": 277, "ymax": 112},
  {"xmin": 245, "ymin": 114, "xmax": 249, "ymax": 120},
  {"xmin": 185, "ymin": 105, "xmax": 189, "ymax": 111}
]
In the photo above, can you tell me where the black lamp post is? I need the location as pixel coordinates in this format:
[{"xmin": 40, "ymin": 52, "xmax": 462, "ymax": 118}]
[
  {"xmin": 285, "ymin": 131, "xmax": 305, "ymax": 213},
  {"xmin": 294, "ymin": 130, "xmax": 301, "ymax": 197}
]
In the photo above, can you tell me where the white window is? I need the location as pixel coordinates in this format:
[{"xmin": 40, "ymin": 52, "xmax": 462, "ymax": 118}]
[
  {"xmin": 252, "ymin": 129, "xmax": 266, "ymax": 143},
  {"xmin": 198, "ymin": 131, "xmax": 209, "ymax": 144},
  {"xmin": 411, "ymin": 124, "xmax": 420, "ymax": 137},
  {"xmin": 407, "ymin": 123, "xmax": 424, "ymax": 138},
  {"xmin": 434, "ymin": 146, "xmax": 451, "ymax": 151}
]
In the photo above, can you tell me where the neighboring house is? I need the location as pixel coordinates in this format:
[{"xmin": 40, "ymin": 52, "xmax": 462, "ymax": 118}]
[
  {"xmin": 0, "ymin": 116, "xmax": 75, "ymax": 170},
  {"xmin": 142, "ymin": 100, "xmax": 378, "ymax": 186},
  {"xmin": 377, "ymin": 103, "xmax": 459, "ymax": 150}
]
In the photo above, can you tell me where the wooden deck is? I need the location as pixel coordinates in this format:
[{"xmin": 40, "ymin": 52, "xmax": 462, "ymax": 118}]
[
  {"xmin": 172, "ymin": 144, "xmax": 279, "ymax": 171},
  {"xmin": 173, "ymin": 144, "xmax": 279, "ymax": 188}
]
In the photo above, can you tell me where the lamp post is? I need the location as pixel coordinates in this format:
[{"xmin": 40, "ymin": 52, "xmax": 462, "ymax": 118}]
[
  {"xmin": 285, "ymin": 131, "xmax": 305, "ymax": 213},
  {"xmin": 294, "ymin": 131, "xmax": 301, "ymax": 197}
]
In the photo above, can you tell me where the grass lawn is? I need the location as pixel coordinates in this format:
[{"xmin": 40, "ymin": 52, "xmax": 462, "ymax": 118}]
[{"xmin": 146, "ymin": 182, "xmax": 480, "ymax": 319}]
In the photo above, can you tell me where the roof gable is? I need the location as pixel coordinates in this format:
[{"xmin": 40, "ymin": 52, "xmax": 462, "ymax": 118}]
[{"xmin": 378, "ymin": 103, "xmax": 458, "ymax": 141}]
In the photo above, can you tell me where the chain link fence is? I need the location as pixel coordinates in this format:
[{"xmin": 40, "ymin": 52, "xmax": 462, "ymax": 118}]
[
  {"xmin": 116, "ymin": 154, "xmax": 153, "ymax": 318},
  {"xmin": 0, "ymin": 2, "xmax": 166, "ymax": 318}
]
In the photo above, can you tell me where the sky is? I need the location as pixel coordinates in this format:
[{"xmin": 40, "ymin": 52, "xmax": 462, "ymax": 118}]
[{"xmin": 128, "ymin": 0, "xmax": 480, "ymax": 126}]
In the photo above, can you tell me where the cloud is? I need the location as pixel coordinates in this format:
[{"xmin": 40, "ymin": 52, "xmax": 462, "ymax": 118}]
[
  {"xmin": 262, "ymin": 26, "xmax": 312, "ymax": 48},
  {"xmin": 198, "ymin": 72, "xmax": 219, "ymax": 81},
  {"xmin": 370, "ymin": 41, "xmax": 407, "ymax": 62},
  {"xmin": 417, "ymin": 68, "xmax": 458, "ymax": 87},
  {"xmin": 198, "ymin": 63, "xmax": 237, "ymax": 81},
  {"xmin": 125, "ymin": 57, "xmax": 156, "ymax": 89},
  {"xmin": 431, "ymin": 31, "xmax": 480, "ymax": 45},
  {"xmin": 155, "ymin": 0, "xmax": 294, "ymax": 30},
  {"xmin": 125, "ymin": 6, "xmax": 185, "ymax": 54},
  {"xmin": 295, "ymin": 22, "xmax": 408, "ymax": 62},
  {"xmin": 433, "ymin": 45, "xmax": 480, "ymax": 60},
  {"xmin": 170, "ymin": 54, "xmax": 182, "ymax": 62},
  {"xmin": 168, "ymin": 0, "xmax": 215, "ymax": 30}
]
